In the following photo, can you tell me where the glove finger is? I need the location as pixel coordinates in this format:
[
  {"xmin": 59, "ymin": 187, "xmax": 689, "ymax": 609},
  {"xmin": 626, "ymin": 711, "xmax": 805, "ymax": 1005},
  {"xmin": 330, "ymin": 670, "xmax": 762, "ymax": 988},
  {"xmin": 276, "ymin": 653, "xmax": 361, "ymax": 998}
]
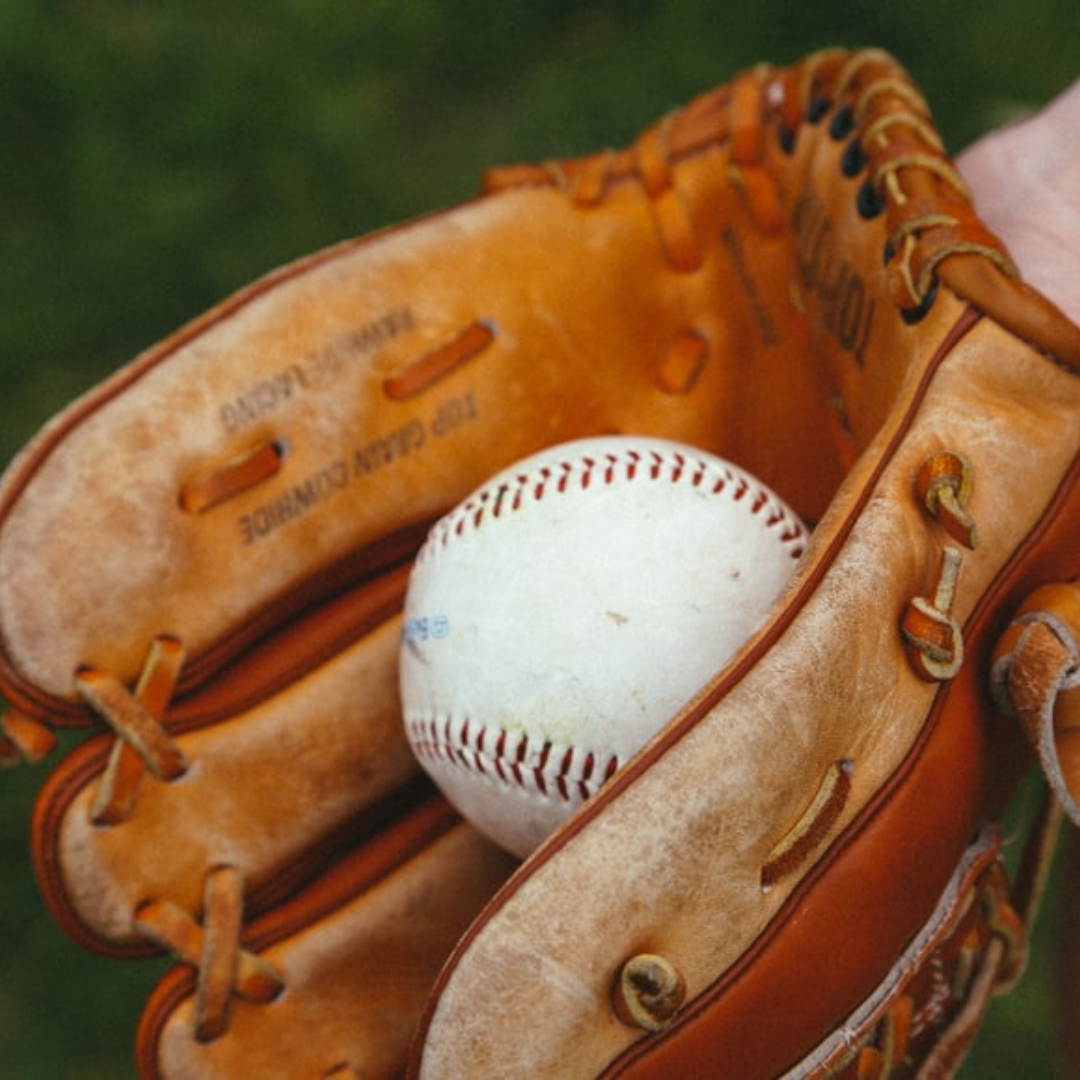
[
  {"xmin": 135, "ymin": 797, "xmax": 517, "ymax": 1079},
  {"xmin": 0, "ymin": 118, "xmax": 835, "ymax": 728},
  {"xmin": 32, "ymin": 607, "xmax": 424, "ymax": 956}
]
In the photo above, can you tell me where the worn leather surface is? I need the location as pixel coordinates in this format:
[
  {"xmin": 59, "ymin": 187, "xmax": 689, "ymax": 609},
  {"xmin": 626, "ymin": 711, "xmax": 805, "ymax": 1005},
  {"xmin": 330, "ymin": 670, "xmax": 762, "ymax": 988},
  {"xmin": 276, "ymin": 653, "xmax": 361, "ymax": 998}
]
[
  {"xmin": 409, "ymin": 52, "xmax": 1080, "ymax": 1077},
  {"xmin": 3, "ymin": 48, "xmax": 1080, "ymax": 1078},
  {"xmin": 411, "ymin": 311, "xmax": 1080, "ymax": 1077},
  {"xmin": 138, "ymin": 803, "xmax": 516, "ymax": 1078}
]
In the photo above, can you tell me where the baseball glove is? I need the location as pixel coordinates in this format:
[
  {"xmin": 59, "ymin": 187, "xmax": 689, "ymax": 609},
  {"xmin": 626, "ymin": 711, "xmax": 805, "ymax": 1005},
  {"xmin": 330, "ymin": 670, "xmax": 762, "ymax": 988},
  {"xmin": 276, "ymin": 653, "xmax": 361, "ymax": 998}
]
[{"xmin": 3, "ymin": 47, "xmax": 1080, "ymax": 1077}]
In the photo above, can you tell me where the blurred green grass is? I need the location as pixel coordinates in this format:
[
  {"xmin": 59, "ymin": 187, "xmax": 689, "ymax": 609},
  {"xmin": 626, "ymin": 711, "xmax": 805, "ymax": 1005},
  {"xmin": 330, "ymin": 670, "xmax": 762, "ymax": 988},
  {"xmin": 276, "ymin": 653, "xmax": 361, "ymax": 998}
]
[{"xmin": 1, "ymin": 1, "xmax": 1078, "ymax": 1075}]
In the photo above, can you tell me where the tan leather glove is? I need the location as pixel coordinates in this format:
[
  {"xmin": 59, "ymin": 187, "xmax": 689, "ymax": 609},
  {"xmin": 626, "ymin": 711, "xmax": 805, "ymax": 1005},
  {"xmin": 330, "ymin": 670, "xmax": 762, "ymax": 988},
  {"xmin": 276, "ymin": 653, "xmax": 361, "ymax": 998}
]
[{"xmin": 3, "ymin": 48, "xmax": 1080, "ymax": 1077}]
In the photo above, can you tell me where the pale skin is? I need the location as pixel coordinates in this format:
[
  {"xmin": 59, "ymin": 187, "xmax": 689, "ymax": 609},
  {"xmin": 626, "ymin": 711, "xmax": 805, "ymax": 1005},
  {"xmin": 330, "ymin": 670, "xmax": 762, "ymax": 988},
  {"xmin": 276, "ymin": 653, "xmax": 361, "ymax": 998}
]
[{"xmin": 958, "ymin": 76, "xmax": 1080, "ymax": 327}]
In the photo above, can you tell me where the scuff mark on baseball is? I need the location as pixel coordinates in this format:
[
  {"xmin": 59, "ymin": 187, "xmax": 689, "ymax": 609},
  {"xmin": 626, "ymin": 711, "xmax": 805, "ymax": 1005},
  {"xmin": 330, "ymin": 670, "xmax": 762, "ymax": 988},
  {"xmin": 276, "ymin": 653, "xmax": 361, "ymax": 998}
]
[{"xmin": 399, "ymin": 435, "xmax": 809, "ymax": 859}]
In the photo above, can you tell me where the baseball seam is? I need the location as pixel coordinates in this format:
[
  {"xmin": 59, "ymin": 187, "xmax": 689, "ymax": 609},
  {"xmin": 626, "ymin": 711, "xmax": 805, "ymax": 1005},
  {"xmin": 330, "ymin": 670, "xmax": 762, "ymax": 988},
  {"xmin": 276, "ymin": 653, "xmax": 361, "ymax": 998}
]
[
  {"xmin": 407, "ymin": 714, "xmax": 619, "ymax": 803},
  {"xmin": 410, "ymin": 441, "xmax": 808, "ymax": 804},
  {"xmin": 417, "ymin": 443, "xmax": 809, "ymax": 565}
]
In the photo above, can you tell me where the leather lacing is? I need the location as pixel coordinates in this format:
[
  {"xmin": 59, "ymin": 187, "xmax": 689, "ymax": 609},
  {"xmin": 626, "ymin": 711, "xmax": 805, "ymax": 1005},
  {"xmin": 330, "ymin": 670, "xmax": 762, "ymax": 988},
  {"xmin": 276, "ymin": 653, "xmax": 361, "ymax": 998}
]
[
  {"xmin": 991, "ymin": 582, "xmax": 1080, "ymax": 827},
  {"xmin": 0, "ymin": 707, "xmax": 58, "ymax": 764},
  {"xmin": 1, "ymin": 637, "xmax": 192, "ymax": 817},
  {"xmin": 174, "ymin": 319, "xmax": 497, "ymax": 514},
  {"xmin": 159, "ymin": 49, "xmax": 1056, "ymax": 524},
  {"xmin": 74, "ymin": 636, "xmax": 189, "ymax": 825},
  {"xmin": 807, "ymin": 835, "xmax": 1028, "ymax": 1079},
  {"xmin": 135, "ymin": 864, "xmax": 284, "ymax": 1043},
  {"xmin": 75, "ymin": 639, "xmax": 288, "ymax": 1041},
  {"xmin": 761, "ymin": 759, "xmax": 854, "ymax": 891},
  {"xmin": 0, "ymin": 635, "xmax": 289, "ymax": 1044},
  {"xmin": 4, "ymin": 563, "xmax": 416, "ymax": 1048},
  {"xmin": 482, "ymin": 47, "xmax": 1019, "ymax": 328},
  {"xmin": 784, "ymin": 52, "xmax": 1020, "ymax": 324},
  {"xmin": 179, "ymin": 439, "xmax": 286, "ymax": 515}
]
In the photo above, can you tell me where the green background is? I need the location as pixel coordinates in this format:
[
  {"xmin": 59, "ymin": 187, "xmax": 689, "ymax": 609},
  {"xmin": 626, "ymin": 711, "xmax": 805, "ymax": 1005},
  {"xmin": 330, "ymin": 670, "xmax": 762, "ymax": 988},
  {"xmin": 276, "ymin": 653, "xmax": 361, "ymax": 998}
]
[{"xmin": 1, "ymin": 1, "xmax": 1078, "ymax": 1075}]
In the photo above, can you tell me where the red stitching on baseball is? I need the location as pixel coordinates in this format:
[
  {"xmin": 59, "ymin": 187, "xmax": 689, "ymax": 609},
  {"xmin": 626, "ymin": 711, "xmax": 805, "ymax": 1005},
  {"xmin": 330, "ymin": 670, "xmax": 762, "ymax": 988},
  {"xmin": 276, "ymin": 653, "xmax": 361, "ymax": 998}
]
[
  {"xmin": 409, "ymin": 442, "xmax": 809, "ymax": 800},
  {"xmin": 580, "ymin": 458, "xmax": 594, "ymax": 489},
  {"xmin": 417, "ymin": 442, "xmax": 809, "ymax": 566},
  {"xmin": 407, "ymin": 715, "xmax": 622, "ymax": 804}
]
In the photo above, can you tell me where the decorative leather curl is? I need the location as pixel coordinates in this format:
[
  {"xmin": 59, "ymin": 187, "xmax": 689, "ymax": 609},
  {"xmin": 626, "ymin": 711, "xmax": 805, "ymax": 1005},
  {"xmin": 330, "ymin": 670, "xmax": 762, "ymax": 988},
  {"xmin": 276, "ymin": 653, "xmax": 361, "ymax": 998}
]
[{"xmin": 991, "ymin": 582, "xmax": 1080, "ymax": 827}]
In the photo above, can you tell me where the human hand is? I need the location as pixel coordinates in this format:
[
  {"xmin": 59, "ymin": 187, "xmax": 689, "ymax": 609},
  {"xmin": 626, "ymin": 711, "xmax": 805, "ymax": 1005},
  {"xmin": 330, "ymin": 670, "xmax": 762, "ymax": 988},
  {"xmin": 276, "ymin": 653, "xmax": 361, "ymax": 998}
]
[{"xmin": 959, "ymin": 78, "xmax": 1080, "ymax": 327}]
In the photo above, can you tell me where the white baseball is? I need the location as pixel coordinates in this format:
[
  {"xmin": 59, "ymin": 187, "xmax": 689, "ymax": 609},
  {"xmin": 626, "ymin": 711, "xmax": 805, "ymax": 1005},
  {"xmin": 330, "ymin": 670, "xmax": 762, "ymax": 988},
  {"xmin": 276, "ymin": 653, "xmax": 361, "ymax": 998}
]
[{"xmin": 399, "ymin": 436, "xmax": 809, "ymax": 859}]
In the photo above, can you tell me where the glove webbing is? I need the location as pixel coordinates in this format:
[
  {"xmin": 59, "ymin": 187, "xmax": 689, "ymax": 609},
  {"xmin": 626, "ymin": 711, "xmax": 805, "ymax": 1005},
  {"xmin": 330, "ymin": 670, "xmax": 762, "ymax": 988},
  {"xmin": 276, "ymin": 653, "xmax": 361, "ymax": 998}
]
[
  {"xmin": 482, "ymin": 48, "xmax": 1017, "ymax": 326},
  {"xmin": 799, "ymin": 834, "xmax": 1028, "ymax": 1079}
]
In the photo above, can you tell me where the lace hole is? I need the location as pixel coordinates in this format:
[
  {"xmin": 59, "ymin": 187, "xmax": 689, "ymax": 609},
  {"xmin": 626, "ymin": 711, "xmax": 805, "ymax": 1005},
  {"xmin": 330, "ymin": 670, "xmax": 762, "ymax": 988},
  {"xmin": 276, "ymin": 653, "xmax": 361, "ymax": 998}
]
[
  {"xmin": 829, "ymin": 106, "xmax": 854, "ymax": 140},
  {"xmin": 902, "ymin": 283, "xmax": 938, "ymax": 325},
  {"xmin": 857, "ymin": 180, "xmax": 885, "ymax": 220},
  {"xmin": 841, "ymin": 138, "xmax": 866, "ymax": 178},
  {"xmin": 808, "ymin": 95, "xmax": 831, "ymax": 123},
  {"xmin": 777, "ymin": 122, "xmax": 797, "ymax": 155}
]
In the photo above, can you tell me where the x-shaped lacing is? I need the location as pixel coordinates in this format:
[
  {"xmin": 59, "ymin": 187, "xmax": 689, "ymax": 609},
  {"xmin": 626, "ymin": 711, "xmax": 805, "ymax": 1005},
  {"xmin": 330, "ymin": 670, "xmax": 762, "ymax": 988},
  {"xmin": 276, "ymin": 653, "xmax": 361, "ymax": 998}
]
[
  {"xmin": 136, "ymin": 864, "xmax": 284, "ymax": 1042},
  {"xmin": 75, "ymin": 635, "xmax": 188, "ymax": 825}
]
